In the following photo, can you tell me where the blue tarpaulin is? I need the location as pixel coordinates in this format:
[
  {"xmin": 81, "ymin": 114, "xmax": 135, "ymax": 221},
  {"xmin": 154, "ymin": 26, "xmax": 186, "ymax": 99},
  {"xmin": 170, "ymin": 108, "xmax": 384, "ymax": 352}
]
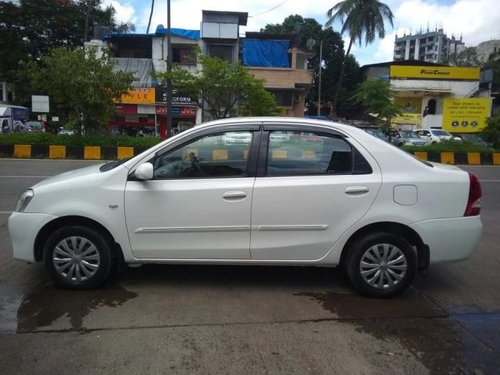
[
  {"xmin": 242, "ymin": 39, "xmax": 290, "ymax": 68},
  {"xmin": 155, "ymin": 26, "xmax": 200, "ymax": 40}
]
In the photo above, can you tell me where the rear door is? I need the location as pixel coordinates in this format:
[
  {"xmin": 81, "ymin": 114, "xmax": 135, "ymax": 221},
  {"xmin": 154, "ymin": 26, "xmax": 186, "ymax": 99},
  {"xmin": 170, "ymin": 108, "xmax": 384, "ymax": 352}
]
[{"xmin": 250, "ymin": 124, "xmax": 382, "ymax": 261}]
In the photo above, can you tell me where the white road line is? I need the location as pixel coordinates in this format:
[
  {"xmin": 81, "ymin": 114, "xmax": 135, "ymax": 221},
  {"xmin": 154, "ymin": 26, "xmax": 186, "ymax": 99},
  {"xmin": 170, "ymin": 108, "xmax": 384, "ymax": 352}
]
[
  {"xmin": 0, "ymin": 211, "xmax": 13, "ymax": 215},
  {"xmin": 0, "ymin": 176, "xmax": 50, "ymax": 178}
]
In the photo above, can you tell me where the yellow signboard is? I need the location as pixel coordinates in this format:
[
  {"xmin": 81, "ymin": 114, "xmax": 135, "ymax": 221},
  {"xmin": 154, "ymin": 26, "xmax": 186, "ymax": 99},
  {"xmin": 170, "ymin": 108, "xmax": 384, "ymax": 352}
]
[
  {"xmin": 120, "ymin": 88, "xmax": 156, "ymax": 104},
  {"xmin": 392, "ymin": 113, "xmax": 422, "ymax": 126},
  {"xmin": 442, "ymin": 98, "xmax": 491, "ymax": 133},
  {"xmin": 390, "ymin": 66, "xmax": 480, "ymax": 80}
]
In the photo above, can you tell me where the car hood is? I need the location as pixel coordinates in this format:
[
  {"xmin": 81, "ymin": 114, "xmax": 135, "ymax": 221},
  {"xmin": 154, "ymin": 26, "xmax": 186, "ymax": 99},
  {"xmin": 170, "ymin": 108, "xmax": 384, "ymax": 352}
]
[{"xmin": 32, "ymin": 164, "xmax": 104, "ymax": 190}]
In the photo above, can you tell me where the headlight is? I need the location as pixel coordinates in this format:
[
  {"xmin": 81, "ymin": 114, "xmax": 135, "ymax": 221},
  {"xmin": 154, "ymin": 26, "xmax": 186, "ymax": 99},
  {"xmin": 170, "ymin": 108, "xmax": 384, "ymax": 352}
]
[{"xmin": 15, "ymin": 189, "xmax": 34, "ymax": 212}]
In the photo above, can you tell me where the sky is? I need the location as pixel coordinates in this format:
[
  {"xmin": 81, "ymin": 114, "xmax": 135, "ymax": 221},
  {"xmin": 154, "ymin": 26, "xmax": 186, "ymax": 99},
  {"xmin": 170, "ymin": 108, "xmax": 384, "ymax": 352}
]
[{"xmin": 102, "ymin": 0, "xmax": 500, "ymax": 66}]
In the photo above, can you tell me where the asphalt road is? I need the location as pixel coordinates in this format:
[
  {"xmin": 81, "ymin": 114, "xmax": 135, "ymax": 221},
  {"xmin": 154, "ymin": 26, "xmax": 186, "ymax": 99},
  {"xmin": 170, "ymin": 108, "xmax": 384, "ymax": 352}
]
[{"xmin": 1, "ymin": 159, "xmax": 500, "ymax": 374}]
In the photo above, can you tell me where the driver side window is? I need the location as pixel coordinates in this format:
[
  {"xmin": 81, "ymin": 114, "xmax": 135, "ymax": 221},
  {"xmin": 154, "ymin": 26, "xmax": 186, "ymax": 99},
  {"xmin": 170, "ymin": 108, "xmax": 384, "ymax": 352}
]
[{"xmin": 153, "ymin": 131, "xmax": 252, "ymax": 179}]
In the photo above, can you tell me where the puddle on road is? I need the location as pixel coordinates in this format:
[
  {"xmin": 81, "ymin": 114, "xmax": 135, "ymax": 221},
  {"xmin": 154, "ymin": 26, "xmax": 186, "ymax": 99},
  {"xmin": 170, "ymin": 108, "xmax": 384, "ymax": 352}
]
[
  {"xmin": 17, "ymin": 283, "xmax": 137, "ymax": 332},
  {"xmin": 296, "ymin": 291, "xmax": 500, "ymax": 374}
]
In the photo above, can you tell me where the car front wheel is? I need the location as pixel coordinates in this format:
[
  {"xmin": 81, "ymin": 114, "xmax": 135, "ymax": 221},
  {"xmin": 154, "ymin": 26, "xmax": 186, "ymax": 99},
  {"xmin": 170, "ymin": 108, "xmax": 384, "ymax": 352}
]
[
  {"xmin": 43, "ymin": 225, "xmax": 113, "ymax": 289},
  {"xmin": 345, "ymin": 233, "xmax": 417, "ymax": 297}
]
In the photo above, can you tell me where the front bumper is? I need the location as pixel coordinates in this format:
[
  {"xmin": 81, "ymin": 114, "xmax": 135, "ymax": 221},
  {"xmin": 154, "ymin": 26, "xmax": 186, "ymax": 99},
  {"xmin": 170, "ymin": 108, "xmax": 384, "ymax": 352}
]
[
  {"xmin": 8, "ymin": 212, "xmax": 57, "ymax": 262},
  {"xmin": 410, "ymin": 216, "xmax": 482, "ymax": 264}
]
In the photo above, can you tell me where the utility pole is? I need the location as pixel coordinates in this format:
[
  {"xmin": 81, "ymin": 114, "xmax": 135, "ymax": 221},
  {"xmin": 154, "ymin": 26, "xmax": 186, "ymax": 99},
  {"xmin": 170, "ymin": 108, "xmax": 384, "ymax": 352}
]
[
  {"xmin": 166, "ymin": 0, "xmax": 173, "ymax": 138},
  {"xmin": 317, "ymin": 41, "xmax": 323, "ymax": 117}
]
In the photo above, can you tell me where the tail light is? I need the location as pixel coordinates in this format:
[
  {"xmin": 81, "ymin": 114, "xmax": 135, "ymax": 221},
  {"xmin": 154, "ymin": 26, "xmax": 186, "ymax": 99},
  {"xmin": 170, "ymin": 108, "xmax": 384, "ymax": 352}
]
[{"xmin": 464, "ymin": 172, "xmax": 481, "ymax": 216}]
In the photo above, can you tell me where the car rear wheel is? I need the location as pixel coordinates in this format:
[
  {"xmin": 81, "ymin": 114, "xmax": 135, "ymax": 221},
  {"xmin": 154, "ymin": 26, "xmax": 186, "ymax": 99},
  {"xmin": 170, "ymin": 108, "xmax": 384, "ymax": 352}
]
[
  {"xmin": 43, "ymin": 225, "xmax": 113, "ymax": 289},
  {"xmin": 344, "ymin": 232, "xmax": 417, "ymax": 297}
]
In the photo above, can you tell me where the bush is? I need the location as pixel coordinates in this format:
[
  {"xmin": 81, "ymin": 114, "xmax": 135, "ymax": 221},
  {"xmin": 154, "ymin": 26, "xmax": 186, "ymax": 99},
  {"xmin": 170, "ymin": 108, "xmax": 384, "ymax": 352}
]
[
  {"xmin": 0, "ymin": 133, "xmax": 161, "ymax": 148},
  {"xmin": 403, "ymin": 139, "xmax": 493, "ymax": 153},
  {"xmin": 482, "ymin": 116, "xmax": 500, "ymax": 149}
]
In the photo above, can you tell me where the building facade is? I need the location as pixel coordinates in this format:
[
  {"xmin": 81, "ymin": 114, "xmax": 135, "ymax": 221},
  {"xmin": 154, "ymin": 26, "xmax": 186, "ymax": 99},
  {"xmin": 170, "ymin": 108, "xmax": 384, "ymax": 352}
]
[
  {"xmin": 86, "ymin": 9, "xmax": 313, "ymax": 137},
  {"xmin": 393, "ymin": 28, "xmax": 465, "ymax": 64},
  {"xmin": 361, "ymin": 61, "xmax": 492, "ymax": 134}
]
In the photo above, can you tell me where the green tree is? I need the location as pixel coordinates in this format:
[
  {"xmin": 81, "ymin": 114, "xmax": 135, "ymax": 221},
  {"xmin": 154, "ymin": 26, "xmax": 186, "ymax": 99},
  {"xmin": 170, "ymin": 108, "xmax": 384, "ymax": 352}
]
[
  {"xmin": 448, "ymin": 47, "xmax": 482, "ymax": 67},
  {"xmin": 350, "ymin": 79, "xmax": 401, "ymax": 132},
  {"xmin": 262, "ymin": 15, "xmax": 362, "ymax": 117},
  {"xmin": 482, "ymin": 116, "xmax": 500, "ymax": 149},
  {"xmin": 155, "ymin": 54, "xmax": 280, "ymax": 119},
  {"xmin": 326, "ymin": 0, "xmax": 394, "ymax": 117},
  {"xmin": 26, "ymin": 47, "xmax": 134, "ymax": 132},
  {"xmin": 0, "ymin": 2, "xmax": 28, "ymax": 86}
]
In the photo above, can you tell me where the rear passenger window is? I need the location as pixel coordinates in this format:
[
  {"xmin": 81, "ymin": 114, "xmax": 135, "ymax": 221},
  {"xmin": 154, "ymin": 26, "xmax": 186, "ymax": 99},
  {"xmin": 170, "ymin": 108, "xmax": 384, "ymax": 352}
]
[{"xmin": 266, "ymin": 130, "xmax": 372, "ymax": 176}]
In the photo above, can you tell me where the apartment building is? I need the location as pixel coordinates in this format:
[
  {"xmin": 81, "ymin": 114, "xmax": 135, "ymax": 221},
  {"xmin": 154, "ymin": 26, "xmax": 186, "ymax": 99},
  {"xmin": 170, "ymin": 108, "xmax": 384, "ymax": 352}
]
[{"xmin": 393, "ymin": 28, "xmax": 465, "ymax": 64}]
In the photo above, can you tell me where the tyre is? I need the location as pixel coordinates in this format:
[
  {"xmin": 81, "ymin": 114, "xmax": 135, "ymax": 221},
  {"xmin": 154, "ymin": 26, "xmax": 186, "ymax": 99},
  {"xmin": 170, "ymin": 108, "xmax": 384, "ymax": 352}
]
[
  {"xmin": 344, "ymin": 232, "xmax": 417, "ymax": 298},
  {"xmin": 43, "ymin": 225, "xmax": 113, "ymax": 289}
]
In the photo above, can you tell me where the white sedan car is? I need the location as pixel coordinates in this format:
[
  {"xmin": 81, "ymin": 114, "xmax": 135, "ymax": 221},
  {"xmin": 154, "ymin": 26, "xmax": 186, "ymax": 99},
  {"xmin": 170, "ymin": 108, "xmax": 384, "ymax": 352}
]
[{"xmin": 8, "ymin": 117, "xmax": 482, "ymax": 297}]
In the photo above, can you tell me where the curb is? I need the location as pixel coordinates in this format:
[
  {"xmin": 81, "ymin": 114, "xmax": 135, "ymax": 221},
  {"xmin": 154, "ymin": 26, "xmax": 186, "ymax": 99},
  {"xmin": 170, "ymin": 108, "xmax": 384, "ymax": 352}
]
[{"xmin": 1, "ymin": 144, "xmax": 500, "ymax": 165}]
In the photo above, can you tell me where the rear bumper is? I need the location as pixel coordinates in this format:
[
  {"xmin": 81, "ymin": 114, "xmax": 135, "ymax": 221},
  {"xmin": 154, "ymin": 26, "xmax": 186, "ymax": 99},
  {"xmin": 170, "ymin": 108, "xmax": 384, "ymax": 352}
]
[
  {"xmin": 410, "ymin": 216, "xmax": 482, "ymax": 264},
  {"xmin": 8, "ymin": 212, "xmax": 57, "ymax": 262}
]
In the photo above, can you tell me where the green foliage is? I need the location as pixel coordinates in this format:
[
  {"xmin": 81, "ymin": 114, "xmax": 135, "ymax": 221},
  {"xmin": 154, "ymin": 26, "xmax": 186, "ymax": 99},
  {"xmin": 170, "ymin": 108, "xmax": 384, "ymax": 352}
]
[
  {"xmin": 261, "ymin": 15, "xmax": 362, "ymax": 117},
  {"xmin": 403, "ymin": 139, "xmax": 493, "ymax": 153},
  {"xmin": 326, "ymin": 0, "xmax": 394, "ymax": 46},
  {"xmin": 447, "ymin": 47, "xmax": 482, "ymax": 67},
  {"xmin": 350, "ymin": 80, "xmax": 401, "ymax": 132},
  {"xmin": 0, "ymin": 133, "xmax": 160, "ymax": 148},
  {"xmin": 261, "ymin": 15, "xmax": 323, "ymax": 49},
  {"xmin": 482, "ymin": 116, "xmax": 500, "ymax": 149},
  {"xmin": 25, "ymin": 47, "xmax": 134, "ymax": 132},
  {"xmin": 325, "ymin": 0, "xmax": 394, "ymax": 117},
  {"xmin": 155, "ymin": 54, "xmax": 280, "ymax": 119}
]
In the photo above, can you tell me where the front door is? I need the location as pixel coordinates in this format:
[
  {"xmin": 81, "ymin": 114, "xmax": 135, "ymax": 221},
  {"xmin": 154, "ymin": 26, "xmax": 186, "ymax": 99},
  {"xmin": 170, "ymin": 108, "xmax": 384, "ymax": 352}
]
[{"xmin": 125, "ymin": 129, "xmax": 256, "ymax": 259}]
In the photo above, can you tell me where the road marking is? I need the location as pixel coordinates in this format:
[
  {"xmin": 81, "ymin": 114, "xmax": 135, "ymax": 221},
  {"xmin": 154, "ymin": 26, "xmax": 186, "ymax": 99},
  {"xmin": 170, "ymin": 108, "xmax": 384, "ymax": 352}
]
[
  {"xmin": 0, "ymin": 176, "xmax": 50, "ymax": 178},
  {"xmin": 0, "ymin": 211, "xmax": 13, "ymax": 215}
]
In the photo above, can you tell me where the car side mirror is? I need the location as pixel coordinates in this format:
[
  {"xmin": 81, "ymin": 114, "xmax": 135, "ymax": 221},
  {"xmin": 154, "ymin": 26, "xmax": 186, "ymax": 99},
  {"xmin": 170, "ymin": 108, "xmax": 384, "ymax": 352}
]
[{"xmin": 135, "ymin": 162, "xmax": 154, "ymax": 180}]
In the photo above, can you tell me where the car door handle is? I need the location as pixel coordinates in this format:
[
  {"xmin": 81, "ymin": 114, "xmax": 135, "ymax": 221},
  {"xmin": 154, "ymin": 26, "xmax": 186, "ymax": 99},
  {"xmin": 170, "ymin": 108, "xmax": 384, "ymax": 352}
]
[
  {"xmin": 222, "ymin": 191, "xmax": 247, "ymax": 200},
  {"xmin": 345, "ymin": 186, "xmax": 370, "ymax": 195}
]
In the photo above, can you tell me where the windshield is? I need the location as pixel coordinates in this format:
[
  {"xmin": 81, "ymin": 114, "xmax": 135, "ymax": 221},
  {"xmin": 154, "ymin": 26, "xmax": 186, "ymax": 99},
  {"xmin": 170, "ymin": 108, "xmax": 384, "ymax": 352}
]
[
  {"xmin": 432, "ymin": 130, "xmax": 451, "ymax": 136},
  {"xmin": 400, "ymin": 130, "xmax": 420, "ymax": 138}
]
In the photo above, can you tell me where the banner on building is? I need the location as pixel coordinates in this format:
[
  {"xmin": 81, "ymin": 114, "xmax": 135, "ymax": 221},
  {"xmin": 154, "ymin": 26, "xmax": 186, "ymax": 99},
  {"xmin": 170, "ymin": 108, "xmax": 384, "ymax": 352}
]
[
  {"xmin": 392, "ymin": 113, "xmax": 422, "ymax": 126},
  {"xmin": 390, "ymin": 66, "xmax": 480, "ymax": 80},
  {"xmin": 120, "ymin": 88, "xmax": 156, "ymax": 104},
  {"xmin": 442, "ymin": 98, "xmax": 492, "ymax": 133},
  {"xmin": 155, "ymin": 87, "xmax": 196, "ymax": 105}
]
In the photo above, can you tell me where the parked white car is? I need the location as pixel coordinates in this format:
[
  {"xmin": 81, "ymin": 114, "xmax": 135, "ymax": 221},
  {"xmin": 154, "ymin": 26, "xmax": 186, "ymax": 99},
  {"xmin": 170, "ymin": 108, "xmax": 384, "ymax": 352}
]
[
  {"xmin": 8, "ymin": 117, "xmax": 482, "ymax": 297},
  {"xmin": 415, "ymin": 129, "xmax": 455, "ymax": 144}
]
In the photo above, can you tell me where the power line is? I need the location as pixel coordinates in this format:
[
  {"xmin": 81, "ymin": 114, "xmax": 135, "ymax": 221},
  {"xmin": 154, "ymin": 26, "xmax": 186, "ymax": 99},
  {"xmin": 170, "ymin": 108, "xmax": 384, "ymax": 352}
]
[{"xmin": 249, "ymin": 0, "xmax": 289, "ymax": 18}]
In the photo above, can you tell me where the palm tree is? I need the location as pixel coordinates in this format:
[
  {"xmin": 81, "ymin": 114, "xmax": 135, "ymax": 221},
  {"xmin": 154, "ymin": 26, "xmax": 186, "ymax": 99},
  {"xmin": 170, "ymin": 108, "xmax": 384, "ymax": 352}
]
[{"xmin": 326, "ymin": 0, "xmax": 394, "ymax": 117}]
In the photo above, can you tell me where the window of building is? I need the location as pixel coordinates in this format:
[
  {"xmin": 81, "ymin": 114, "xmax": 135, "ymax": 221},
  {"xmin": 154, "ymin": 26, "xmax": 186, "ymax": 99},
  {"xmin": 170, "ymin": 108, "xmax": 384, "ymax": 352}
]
[
  {"xmin": 152, "ymin": 131, "xmax": 252, "ymax": 179},
  {"xmin": 266, "ymin": 130, "xmax": 372, "ymax": 177},
  {"xmin": 268, "ymin": 90, "xmax": 293, "ymax": 107},
  {"xmin": 208, "ymin": 44, "xmax": 234, "ymax": 61},
  {"xmin": 172, "ymin": 46, "xmax": 196, "ymax": 64}
]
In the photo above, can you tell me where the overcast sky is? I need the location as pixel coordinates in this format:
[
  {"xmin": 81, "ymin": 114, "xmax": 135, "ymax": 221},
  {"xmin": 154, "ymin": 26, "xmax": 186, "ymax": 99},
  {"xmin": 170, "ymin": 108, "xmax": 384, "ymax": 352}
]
[{"xmin": 102, "ymin": 0, "xmax": 500, "ymax": 66}]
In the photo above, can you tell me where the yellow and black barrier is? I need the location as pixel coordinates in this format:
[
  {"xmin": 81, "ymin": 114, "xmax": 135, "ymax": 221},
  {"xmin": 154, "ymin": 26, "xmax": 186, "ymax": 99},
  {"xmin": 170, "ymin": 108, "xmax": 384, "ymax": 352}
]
[{"xmin": 0, "ymin": 144, "xmax": 499, "ymax": 165}]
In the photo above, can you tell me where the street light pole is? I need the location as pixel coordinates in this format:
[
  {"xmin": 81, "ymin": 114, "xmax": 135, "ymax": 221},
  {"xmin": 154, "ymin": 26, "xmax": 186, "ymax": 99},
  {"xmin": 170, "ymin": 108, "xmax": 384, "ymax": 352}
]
[
  {"xmin": 317, "ymin": 41, "xmax": 323, "ymax": 117},
  {"xmin": 166, "ymin": 0, "xmax": 173, "ymax": 138}
]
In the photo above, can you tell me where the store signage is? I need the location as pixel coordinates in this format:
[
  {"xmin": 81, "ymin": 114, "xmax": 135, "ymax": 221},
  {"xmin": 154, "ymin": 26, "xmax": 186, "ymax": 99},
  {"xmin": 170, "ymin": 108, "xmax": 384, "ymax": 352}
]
[
  {"xmin": 180, "ymin": 107, "xmax": 197, "ymax": 117},
  {"xmin": 120, "ymin": 88, "xmax": 156, "ymax": 104},
  {"xmin": 116, "ymin": 104, "xmax": 138, "ymax": 115},
  {"xmin": 442, "ymin": 98, "xmax": 491, "ymax": 133},
  {"xmin": 390, "ymin": 66, "xmax": 480, "ymax": 80},
  {"xmin": 392, "ymin": 113, "xmax": 422, "ymax": 126},
  {"xmin": 156, "ymin": 87, "xmax": 196, "ymax": 105}
]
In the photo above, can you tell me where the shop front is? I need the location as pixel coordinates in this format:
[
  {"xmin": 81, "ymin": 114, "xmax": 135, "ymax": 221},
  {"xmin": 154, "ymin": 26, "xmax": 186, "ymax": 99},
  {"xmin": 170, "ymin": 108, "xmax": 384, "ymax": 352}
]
[{"xmin": 110, "ymin": 87, "xmax": 198, "ymax": 139}]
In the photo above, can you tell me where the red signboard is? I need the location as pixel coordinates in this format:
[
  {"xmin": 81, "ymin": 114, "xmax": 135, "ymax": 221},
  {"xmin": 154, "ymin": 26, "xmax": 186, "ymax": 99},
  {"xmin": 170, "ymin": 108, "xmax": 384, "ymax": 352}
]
[
  {"xmin": 116, "ymin": 104, "xmax": 138, "ymax": 115},
  {"xmin": 180, "ymin": 107, "xmax": 197, "ymax": 117}
]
